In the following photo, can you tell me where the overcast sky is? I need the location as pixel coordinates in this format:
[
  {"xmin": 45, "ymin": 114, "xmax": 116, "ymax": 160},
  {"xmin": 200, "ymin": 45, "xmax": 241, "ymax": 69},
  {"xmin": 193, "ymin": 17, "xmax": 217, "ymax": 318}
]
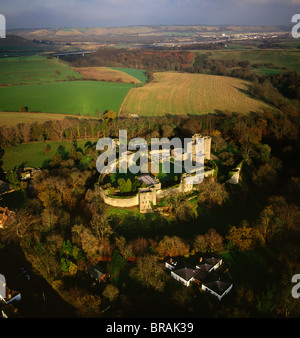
[{"xmin": 1, "ymin": 0, "xmax": 299, "ymax": 29}]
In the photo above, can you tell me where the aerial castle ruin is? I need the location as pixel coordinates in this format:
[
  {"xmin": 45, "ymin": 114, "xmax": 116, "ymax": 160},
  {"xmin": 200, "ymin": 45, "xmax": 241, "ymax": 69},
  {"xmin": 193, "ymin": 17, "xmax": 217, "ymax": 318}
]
[{"xmin": 99, "ymin": 134, "xmax": 213, "ymax": 213}]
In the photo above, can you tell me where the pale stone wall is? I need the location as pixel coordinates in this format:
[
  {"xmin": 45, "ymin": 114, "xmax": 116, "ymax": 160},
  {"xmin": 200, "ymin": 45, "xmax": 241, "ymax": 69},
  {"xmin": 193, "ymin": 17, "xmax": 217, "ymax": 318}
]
[
  {"xmin": 99, "ymin": 187, "xmax": 139, "ymax": 208},
  {"xmin": 99, "ymin": 169, "xmax": 215, "ymax": 211},
  {"xmin": 228, "ymin": 168, "xmax": 240, "ymax": 184}
]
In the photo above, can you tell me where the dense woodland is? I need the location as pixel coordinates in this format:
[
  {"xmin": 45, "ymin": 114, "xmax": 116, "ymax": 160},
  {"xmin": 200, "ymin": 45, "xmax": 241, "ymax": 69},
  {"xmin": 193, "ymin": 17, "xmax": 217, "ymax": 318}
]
[{"xmin": 0, "ymin": 105, "xmax": 300, "ymax": 317}]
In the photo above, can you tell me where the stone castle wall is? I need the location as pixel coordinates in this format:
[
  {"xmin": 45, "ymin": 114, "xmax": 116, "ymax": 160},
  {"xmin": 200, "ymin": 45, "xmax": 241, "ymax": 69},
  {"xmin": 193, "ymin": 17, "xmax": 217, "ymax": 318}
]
[{"xmin": 99, "ymin": 169, "xmax": 215, "ymax": 212}]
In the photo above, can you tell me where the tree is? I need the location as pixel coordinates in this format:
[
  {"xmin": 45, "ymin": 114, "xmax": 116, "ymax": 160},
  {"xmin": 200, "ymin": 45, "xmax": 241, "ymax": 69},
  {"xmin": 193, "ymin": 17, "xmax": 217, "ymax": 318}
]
[
  {"xmin": 117, "ymin": 178, "xmax": 132, "ymax": 194},
  {"xmin": 28, "ymin": 244, "xmax": 61, "ymax": 280},
  {"xmin": 161, "ymin": 124, "xmax": 174, "ymax": 138},
  {"xmin": 131, "ymin": 237, "xmax": 149, "ymax": 256},
  {"xmin": 255, "ymin": 143, "xmax": 271, "ymax": 163},
  {"xmin": 219, "ymin": 151, "xmax": 235, "ymax": 166},
  {"xmin": 227, "ymin": 223, "xmax": 255, "ymax": 251},
  {"xmin": 102, "ymin": 284, "xmax": 119, "ymax": 302},
  {"xmin": 6, "ymin": 168, "xmax": 20, "ymax": 187},
  {"xmin": 252, "ymin": 163, "xmax": 278, "ymax": 188},
  {"xmin": 42, "ymin": 208, "xmax": 58, "ymax": 231},
  {"xmin": 90, "ymin": 211, "xmax": 113, "ymax": 241},
  {"xmin": 0, "ymin": 209, "xmax": 41, "ymax": 245},
  {"xmin": 204, "ymin": 228, "xmax": 224, "ymax": 253},
  {"xmin": 173, "ymin": 197, "xmax": 196, "ymax": 222},
  {"xmin": 17, "ymin": 123, "xmax": 31, "ymax": 143},
  {"xmin": 19, "ymin": 106, "xmax": 28, "ymax": 112},
  {"xmin": 68, "ymin": 262, "xmax": 78, "ymax": 275},
  {"xmin": 38, "ymin": 187, "xmax": 62, "ymax": 209},
  {"xmin": 0, "ymin": 147, "xmax": 5, "ymax": 180},
  {"xmin": 193, "ymin": 235, "xmax": 208, "ymax": 253},
  {"xmin": 44, "ymin": 144, "xmax": 51, "ymax": 154},
  {"xmin": 72, "ymin": 225, "xmax": 101, "ymax": 263},
  {"xmin": 165, "ymin": 195, "xmax": 196, "ymax": 221},
  {"xmin": 197, "ymin": 178, "xmax": 228, "ymax": 207},
  {"xmin": 212, "ymin": 132, "xmax": 227, "ymax": 153},
  {"xmin": 115, "ymin": 236, "xmax": 133, "ymax": 260},
  {"xmin": 256, "ymin": 196, "xmax": 300, "ymax": 244},
  {"xmin": 156, "ymin": 236, "xmax": 189, "ymax": 257},
  {"xmin": 130, "ymin": 255, "xmax": 166, "ymax": 292},
  {"xmin": 104, "ymin": 110, "xmax": 117, "ymax": 122}
]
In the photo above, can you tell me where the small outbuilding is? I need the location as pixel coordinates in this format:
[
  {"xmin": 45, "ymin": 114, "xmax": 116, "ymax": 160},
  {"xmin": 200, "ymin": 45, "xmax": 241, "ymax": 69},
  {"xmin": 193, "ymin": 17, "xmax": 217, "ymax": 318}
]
[{"xmin": 88, "ymin": 265, "xmax": 107, "ymax": 282}]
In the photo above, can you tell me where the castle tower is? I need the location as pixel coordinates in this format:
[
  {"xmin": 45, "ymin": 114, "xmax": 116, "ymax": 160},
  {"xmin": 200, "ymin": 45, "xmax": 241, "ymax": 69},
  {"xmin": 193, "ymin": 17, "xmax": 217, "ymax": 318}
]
[
  {"xmin": 192, "ymin": 134, "xmax": 211, "ymax": 160},
  {"xmin": 139, "ymin": 188, "xmax": 157, "ymax": 213},
  {"xmin": 203, "ymin": 136, "xmax": 211, "ymax": 160}
]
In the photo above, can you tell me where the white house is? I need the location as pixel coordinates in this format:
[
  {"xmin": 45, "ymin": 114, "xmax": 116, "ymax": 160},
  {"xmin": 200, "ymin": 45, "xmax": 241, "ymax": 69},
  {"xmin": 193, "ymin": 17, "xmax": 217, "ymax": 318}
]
[
  {"xmin": 196, "ymin": 257, "xmax": 222, "ymax": 273},
  {"xmin": 165, "ymin": 256, "xmax": 232, "ymax": 300},
  {"xmin": 201, "ymin": 279, "xmax": 233, "ymax": 301},
  {"xmin": 170, "ymin": 262, "xmax": 200, "ymax": 287}
]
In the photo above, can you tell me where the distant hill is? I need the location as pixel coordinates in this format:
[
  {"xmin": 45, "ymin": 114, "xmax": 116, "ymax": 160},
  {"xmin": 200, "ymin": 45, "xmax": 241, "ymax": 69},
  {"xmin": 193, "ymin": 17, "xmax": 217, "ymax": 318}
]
[
  {"xmin": 0, "ymin": 35, "xmax": 36, "ymax": 47},
  {"xmin": 9, "ymin": 25, "xmax": 290, "ymax": 41},
  {"xmin": 0, "ymin": 34, "xmax": 52, "ymax": 52}
]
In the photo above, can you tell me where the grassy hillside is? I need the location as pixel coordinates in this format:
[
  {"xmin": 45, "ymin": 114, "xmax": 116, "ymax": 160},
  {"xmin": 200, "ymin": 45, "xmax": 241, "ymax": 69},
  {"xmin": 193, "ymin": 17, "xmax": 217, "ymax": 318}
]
[
  {"xmin": 0, "ymin": 35, "xmax": 54, "ymax": 57},
  {"xmin": 0, "ymin": 80, "xmax": 135, "ymax": 116},
  {"xmin": 120, "ymin": 72, "xmax": 275, "ymax": 117},
  {"xmin": 199, "ymin": 49, "xmax": 300, "ymax": 75},
  {"xmin": 0, "ymin": 55, "xmax": 82, "ymax": 85}
]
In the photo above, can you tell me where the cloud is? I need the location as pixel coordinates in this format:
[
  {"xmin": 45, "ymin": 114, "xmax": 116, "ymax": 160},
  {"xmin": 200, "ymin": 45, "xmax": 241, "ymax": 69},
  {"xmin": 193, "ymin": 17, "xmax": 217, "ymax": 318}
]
[
  {"xmin": 1, "ymin": 0, "xmax": 298, "ymax": 28},
  {"xmin": 243, "ymin": 0, "xmax": 300, "ymax": 3}
]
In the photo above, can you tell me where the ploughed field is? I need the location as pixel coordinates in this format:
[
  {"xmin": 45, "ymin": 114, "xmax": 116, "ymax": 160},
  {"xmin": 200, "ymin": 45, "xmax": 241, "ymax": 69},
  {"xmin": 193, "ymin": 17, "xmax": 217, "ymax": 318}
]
[{"xmin": 119, "ymin": 72, "xmax": 274, "ymax": 117}]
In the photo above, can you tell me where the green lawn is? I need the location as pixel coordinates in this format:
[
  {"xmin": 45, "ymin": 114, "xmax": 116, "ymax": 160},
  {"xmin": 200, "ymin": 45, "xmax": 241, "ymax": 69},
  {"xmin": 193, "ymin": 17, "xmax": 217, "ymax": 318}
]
[
  {"xmin": 0, "ymin": 80, "xmax": 135, "ymax": 116},
  {"xmin": 0, "ymin": 55, "xmax": 82, "ymax": 85},
  {"xmin": 2, "ymin": 139, "xmax": 97, "ymax": 171}
]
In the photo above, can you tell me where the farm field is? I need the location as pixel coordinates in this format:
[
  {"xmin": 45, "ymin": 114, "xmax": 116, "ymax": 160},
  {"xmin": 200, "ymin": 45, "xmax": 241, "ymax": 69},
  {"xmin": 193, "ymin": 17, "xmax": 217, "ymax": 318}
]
[
  {"xmin": 119, "ymin": 72, "xmax": 275, "ymax": 117},
  {"xmin": 0, "ymin": 55, "xmax": 82, "ymax": 85},
  {"xmin": 0, "ymin": 111, "xmax": 97, "ymax": 127},
  {"xmin": 109, "ymin": 67, "xmax": 148, "ymax": 83},
  {"xmin": 73, "ymin": 66, "xmax": 142, "ymax": 84},
  {"xmin": 198, "ymin": 49, "xmax": 300, "ymax": 75},
  {"xmin": 0, "ymin": 80, "xmax": 135, "ymax": 116}
]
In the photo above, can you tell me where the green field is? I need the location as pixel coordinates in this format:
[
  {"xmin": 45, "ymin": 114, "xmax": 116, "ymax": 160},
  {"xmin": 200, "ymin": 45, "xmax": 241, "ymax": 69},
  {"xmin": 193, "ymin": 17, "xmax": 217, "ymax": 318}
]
[
  {"xmin": 199, "ymin": 49, "xmax": 300, "ymax": 75},
  {"xmin": 0, "ymin": 55, "xmax": 83, "ymax": 85},
  {"xmin": 0, "ymin": 81, "xmax": 135, "ymax": 116},
  {"xmin": 2, "ymin": 139, "xmax": 98, "ymax": 171},
  {"xmin": 110, "ymin": 67, "xmax": 148, "ymax": 83}
]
